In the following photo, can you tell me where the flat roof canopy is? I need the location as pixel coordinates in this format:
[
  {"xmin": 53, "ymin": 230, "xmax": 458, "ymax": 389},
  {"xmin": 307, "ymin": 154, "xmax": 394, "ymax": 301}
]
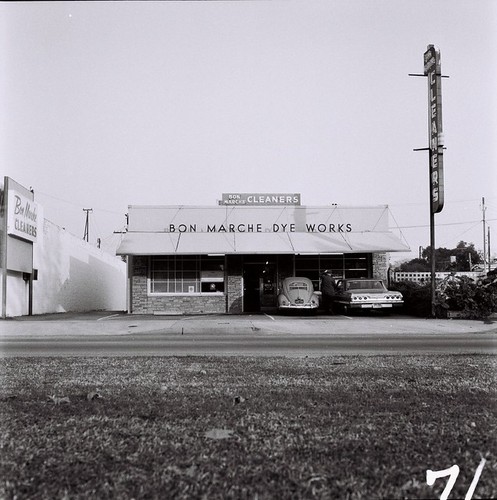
[
  {"xmin": 117, "ymin": 231, "xmax": 409, "ymax": 255},
  {"xmin": 116, "ymin": 204, "xmax": 410, "ymax": 255}
]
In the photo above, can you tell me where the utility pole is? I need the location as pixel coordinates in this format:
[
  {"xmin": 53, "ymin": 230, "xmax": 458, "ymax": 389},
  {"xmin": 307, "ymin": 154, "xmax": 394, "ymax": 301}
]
[
  {"xmin": 488, "ymin": 227, "xmax": 491, "ymax": 272},
  {"xmin": 481, "ymin": 197, "xmax": 487, "ymax": 271},
  {"xmin": 83, "ymin": 208, "xmax": 93, "ymax": 243}
]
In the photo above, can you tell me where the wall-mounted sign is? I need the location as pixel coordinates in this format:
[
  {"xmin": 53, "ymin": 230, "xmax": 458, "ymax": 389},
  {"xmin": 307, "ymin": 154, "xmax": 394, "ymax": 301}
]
[
  {"xmin": 7, "ymin": 189, "xmax": 38, "ymax": 243},
  {"xmin": 118, "ymin": 205, "xmax": 410, "ymax": 255},
  {"xmin": 220, "ymin": 193, "xmax": 301, "ymax": 206},
  {"xmin": 424, "ymin": 45, "xmax": 444, "ymax": 214}
]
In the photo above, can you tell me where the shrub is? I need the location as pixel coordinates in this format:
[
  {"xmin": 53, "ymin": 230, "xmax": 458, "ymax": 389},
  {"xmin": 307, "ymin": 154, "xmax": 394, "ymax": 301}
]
[
  {"xmin": 390, "ymin": 281, "xmax": 431, "ymax": 317},
  {"xmin": 436, "ymin": 275, "xmax": 497, "ymax": 320},
  {"xmin": 392, "ymin": 277, "xmax": 497, "ymax": 320}
]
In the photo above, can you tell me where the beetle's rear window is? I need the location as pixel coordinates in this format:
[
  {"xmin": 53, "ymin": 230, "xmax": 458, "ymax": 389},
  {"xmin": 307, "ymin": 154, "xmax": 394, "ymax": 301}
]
[{"xmin": 289, "ymin": 282, "xmax": 309, "ymax": 290}]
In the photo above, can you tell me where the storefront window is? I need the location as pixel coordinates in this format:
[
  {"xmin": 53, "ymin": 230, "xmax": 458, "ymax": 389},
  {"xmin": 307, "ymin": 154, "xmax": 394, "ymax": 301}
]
[
  {"xmin": 295, "ymin": 254, "xmax": 371, "ymax": 290},
  {"xmin": 149, "ymin": 256, "xmax": 224, "ymax": 294},
  {"xmin": 201, "ymin": 281, "xmax": 225, "ymax": 293}
]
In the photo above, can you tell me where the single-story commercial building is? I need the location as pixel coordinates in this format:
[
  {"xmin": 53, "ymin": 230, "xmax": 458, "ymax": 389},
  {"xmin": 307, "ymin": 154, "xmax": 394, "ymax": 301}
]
[
  {"xmin": 1, "ymin": 176, "xmax": 126, "ymax": 318},
  {"xmin": 116, "ymin": 196, "xmax": 410, "ymax": 314}
]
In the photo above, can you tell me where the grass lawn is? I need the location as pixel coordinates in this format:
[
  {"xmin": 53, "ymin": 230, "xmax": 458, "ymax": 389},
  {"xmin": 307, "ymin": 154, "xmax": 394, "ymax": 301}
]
[{"xmin": 0, "ymin": 355, "xmax": 496, "ymax": 499}]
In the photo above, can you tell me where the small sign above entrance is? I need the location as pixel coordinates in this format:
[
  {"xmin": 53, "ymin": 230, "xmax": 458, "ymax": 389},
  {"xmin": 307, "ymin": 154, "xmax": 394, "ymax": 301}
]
[
  {"xmin": 7, "ymin": 189, "xmax": 39, "ymax": 243},
  {"xmin": 220, "ymin": 193, "xmax": 301, "ymax": 206}
]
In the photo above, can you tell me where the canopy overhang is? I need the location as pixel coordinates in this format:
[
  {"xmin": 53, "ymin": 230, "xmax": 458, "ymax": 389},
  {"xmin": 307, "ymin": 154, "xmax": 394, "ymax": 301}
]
[{"xmin": 116, "ymin": 231, "xmax": 410, "ymax": 256}]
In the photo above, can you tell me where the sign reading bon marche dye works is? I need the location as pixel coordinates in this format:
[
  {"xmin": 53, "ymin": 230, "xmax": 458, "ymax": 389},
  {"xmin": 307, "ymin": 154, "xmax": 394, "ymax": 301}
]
[
  {"xmin": 128, "ymin": 205, "xmax": 391, "ymax": 234},
  {"xmin": 7, "ymin": 190, "xmax": 39, "ymax": 242}
]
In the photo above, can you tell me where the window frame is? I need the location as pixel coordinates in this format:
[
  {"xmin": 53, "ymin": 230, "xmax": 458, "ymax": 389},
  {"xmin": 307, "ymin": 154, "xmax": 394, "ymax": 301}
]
[{"xmin": 148, "ymin": 255, "xmax": 225, "ymax": 296}]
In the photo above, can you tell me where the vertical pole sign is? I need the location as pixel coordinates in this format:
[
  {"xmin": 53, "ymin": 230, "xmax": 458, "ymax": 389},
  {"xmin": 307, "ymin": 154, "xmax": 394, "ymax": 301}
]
[
  {"xmin": 423, "ymin": 45, "xmax": 444, "ymax": 317},
  {"xmin": 424, "ymin": 45, "xmax": 444, "ymax": 214}
]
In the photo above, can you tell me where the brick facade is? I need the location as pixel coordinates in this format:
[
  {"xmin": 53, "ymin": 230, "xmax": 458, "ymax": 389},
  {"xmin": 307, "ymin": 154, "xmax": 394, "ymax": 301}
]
[
  {"xmin": 128, "ymin": 253, "xmax": 391, "ymax": 314},
  {"xmin": 130, "ymin": 256, "xmax": 226, "ymax": 314},
  {"xmin": 227, "ymin": 256, "xmax": 243, "ymax": 314},
  {"xmin": 133, "ymin": 294, "xmax": 226, "ymax": 315},
  {"xmin": 372, "ymin": 252, "xmax": 389, "ymax": 280}
]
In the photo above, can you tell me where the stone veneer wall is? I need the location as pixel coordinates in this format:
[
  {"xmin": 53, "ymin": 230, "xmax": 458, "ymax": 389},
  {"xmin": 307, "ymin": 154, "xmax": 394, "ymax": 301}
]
[
  {"xmin": 130, "ymin": 256, "xmax": 226, "ymax": 315},
  {"xmin": 227, "ymin": 256, "xmax": 243, "ymax": 314},
  {"xmin": 372, "ymin": 252, "xmax": 388, "ymax": 280}
]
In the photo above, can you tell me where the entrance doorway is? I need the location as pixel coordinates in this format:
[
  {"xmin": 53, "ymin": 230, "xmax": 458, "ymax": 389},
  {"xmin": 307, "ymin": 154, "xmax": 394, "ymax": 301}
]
[{"xmin": 243, "ymin": 260, "xmax": 277, "ymax": 313}]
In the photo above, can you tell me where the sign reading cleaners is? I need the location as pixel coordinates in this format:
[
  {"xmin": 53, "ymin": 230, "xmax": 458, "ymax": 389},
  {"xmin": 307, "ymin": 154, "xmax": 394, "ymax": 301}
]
[
  {"xmin": 7, "ymin": 190, "xmax": 38, "ymax": 243},
  {"xmin": 221, "ymin": 193, "xmax": 301, "ymax": 206},
  {"xmin": 424, "ymin": 45, "xmax": 444, "ymax": 214}
]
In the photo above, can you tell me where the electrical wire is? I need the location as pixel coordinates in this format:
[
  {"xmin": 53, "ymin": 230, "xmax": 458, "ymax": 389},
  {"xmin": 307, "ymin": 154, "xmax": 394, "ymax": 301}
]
[
  {"xmin": 36, "ymin": 190, "xmax": 124, "ymax": 216},
  {"xmin": 389, "ymin": 196, "xmax": 497, "ymax": 208},
  {"xmin": 392, "ymin": 218, "xmax": 497, "ymax": 229}
]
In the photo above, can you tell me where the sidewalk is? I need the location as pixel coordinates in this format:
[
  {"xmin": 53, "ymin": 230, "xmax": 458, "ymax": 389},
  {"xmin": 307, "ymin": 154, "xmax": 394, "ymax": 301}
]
[{"xmin": 1, "ymin": 311, "xmax": 496, "ymax": 337}]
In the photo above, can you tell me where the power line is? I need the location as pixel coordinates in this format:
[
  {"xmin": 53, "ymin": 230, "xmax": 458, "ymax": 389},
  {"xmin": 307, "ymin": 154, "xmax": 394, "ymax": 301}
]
[
  {"xmin": 37, "ymin": 190, "xmax": 123, "ymax": 216},
  {"xmin": 454, "ymin": 221, "xmax": 484, "ymax": 240},
  {"xmin": 391, "ymin": 218, "xmax": 497, "ymax": 229},
  {"xmin": 389, "ymin": 197, "xmax": 497, "ymax": 208}
]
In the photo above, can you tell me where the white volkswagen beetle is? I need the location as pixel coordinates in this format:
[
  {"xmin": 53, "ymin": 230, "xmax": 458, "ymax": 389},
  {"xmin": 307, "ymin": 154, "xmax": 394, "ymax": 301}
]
[{"xmin": 277, "ymin": 277, "xmax": 320, "ymax": 312}]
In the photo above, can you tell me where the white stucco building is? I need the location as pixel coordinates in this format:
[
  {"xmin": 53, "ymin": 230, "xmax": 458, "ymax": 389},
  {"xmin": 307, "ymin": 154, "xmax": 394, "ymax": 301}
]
[{"xmin": 1, "ymin": 177, "xmax": 126, "ymax": 318}]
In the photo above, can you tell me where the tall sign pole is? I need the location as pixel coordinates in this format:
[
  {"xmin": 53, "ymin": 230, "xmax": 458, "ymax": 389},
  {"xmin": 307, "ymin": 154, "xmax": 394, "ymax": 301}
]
[{"xmin": 423, "ymin": 45, "xmax": 445, "ymax": 317}]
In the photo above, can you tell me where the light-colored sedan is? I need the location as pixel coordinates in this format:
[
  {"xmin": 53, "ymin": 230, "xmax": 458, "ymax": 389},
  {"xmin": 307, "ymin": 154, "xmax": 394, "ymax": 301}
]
[
  {"xmin": 332, "ymin": 278, "xmax": 403, "ymax": 312},
  {"xmin": 277, "ymin": 277, "xmax": 320, "ymax": 312}
]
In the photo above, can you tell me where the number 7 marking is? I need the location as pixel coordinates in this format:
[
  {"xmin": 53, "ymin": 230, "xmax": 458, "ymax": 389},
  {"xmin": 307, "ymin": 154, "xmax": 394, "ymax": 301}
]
[
  {"xmin": 426, "ymin": 459, "xmax": 486, "ymax": 500},
  {"xmin": 426, "ymin": 464, "xmax": 459, "ymax": 500}
]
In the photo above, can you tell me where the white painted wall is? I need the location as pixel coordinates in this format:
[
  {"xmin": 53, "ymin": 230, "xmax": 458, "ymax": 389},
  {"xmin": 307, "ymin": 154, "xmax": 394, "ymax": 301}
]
[
  {"xmin": 5, "ymin": 271, "xmax": 29, "ymax": 317},
  {"xmin": 20, "ymin": 219, "xmax": 126, "ymax": 316}
]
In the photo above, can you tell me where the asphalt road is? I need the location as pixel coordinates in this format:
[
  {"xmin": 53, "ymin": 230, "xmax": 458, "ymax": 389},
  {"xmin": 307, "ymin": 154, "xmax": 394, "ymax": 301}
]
[
  {"xmin": 1, "ymin": 331, "xmax": 497, "ymax": 357},
  {"xmin": 2, "ymin": 312, "xmax": 496, "ymax": 357}
]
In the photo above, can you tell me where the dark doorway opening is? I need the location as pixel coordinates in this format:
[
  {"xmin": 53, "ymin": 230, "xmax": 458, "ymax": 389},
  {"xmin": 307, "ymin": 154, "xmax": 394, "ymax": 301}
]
[{"xmin": 243, "ymin": 260, "xmax": 277, "ymax": 313}]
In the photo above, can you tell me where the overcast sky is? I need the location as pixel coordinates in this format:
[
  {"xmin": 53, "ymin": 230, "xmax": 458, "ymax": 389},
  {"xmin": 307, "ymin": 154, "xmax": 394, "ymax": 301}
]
[{"xmin": 2, "ymin": 0, "xmax": 496, "ymax": 262}]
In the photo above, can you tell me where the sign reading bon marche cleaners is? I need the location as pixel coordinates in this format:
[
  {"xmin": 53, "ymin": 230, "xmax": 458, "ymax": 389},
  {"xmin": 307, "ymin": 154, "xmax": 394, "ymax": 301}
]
[
  {"xmin": 7, "ymin": 190, "xmax": 39, "ymax": 243},
  {"xmin": 221, "ymin": 193, "xmax": 301, "ymax": 206}
]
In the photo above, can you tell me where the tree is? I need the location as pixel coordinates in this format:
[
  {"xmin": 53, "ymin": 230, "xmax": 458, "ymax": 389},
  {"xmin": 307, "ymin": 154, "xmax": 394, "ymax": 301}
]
[
  {"xmin": 454, "ymin": 241, "xmax": 481, "ymax": 270},
  {"xmin": 398, "ymin": 242, "xmax": 481, "ymax": 272},
  {"xmin": 399, "ymin": 258, "xmax": 430, "ymax": 272}
]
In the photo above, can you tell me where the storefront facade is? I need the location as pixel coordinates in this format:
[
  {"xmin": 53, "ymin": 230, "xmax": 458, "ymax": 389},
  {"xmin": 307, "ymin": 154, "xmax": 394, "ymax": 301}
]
[{"xmin": 117, "ymin": 202, "xmax": 409, "ymax": 314}]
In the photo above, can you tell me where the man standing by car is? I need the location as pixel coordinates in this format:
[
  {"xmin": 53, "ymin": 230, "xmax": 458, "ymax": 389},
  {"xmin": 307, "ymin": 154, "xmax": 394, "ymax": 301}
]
[{"xmin": 320, "ymin": 270, "xmax": 337, "ymax": 314}]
